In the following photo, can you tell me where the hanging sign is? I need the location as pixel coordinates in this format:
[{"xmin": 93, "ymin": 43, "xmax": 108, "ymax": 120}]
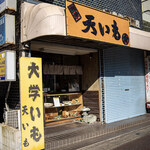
[
  {"xmin": 0, "ymin": 50, "xmax": 16, "ymax": 81},
  {"xmin": 20, "ymin": 57, "xmax": 45, "ymax": 150},
  {"xmin": 66, "ymin": 0, "xmax": 130, "ymax": 46},
  {"xmin": 0, "ymin": 0, "xmax": 16, "ymax": 13},
  {"xmin": 0, "ymin": 14, "xmax": 15, "ymax": 47}
]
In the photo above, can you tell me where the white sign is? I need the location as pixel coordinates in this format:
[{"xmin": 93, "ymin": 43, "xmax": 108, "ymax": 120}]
[
  {"xmin": 0, "ymin": 0, "xmax": 16, "ymax": 13},
  {"xmin": 53, "ymin": 97, "xmax": 60, "ymax": 107}
]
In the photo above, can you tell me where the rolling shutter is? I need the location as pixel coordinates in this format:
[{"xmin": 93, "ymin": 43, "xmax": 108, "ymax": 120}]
[{"xmin": 103, "ymin": 47, "xmax": 146, "ymax": 123}]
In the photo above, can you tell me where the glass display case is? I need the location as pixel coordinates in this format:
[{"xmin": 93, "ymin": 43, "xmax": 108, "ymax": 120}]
[{"xmin": 44, "ymin": 93, "xmax": 83, "ymax": 124}]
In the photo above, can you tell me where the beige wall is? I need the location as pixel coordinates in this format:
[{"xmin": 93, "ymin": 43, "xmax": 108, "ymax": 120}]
[
  {"xmin": 130, "ymin": 27, "xmax": 150, "ymax": 51},
  {"xmin": 80, "ymin": 52, "xmax": 100, "ymax": 91}
]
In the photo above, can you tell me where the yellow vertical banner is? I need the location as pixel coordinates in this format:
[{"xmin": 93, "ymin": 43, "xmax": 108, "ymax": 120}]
[
  {"xmin": 20, "ymin": 57, "xmax": 45, "ymax": 150},
  {"xmin": 0, "ymin": 52, "xmax": 5, "ymax": 80}
]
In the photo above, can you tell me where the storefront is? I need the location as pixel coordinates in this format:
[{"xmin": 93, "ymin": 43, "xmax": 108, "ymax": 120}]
[
  {"xmin": 20, "ymin": 0, "xmax": 149, "ymax": 127},
  {"xmin": 1, "ymin": 0, "xmax": 150, "ymax": 149},
  {"xmin": 29, "ymin": 42, "xmax": 99, "ymax": 125},
  {"xmin": 20, "ymin": 1, "xmax": 104, "ymax": 126}
]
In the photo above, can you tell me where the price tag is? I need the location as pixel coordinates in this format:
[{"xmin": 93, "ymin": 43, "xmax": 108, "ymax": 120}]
[{"xmin": 53, "ymin": 97, "xmax": 60, "ymax": 107}]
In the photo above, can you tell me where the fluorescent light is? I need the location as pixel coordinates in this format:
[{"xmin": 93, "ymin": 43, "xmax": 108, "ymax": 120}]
[{"xmin": 31, "ymin": 41, "xmax": 97, "ymax": 55}]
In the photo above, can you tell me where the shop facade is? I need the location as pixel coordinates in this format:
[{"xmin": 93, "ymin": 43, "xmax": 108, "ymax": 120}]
[
  {"xmin": 1, "ymin": 0, "xmax": 150, "ymax": 149},
  {"xmin": 20, "ymin": 0, "xmax": 150, "ymax": 124},
  {"xmin": 19, "ymin": 0, "xmax": 148, "ymax": 125},
  {"xmin": 0, "ymin": 0, "xmax": 148, "ymax": 125},
  {"xmin": 20, "ymin": 1, "xmax": 103, "ymax": 126}
]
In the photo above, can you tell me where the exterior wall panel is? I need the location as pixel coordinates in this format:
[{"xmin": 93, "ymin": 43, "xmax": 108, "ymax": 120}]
[{"xmin": 38, "ymin": 0, "xmax": 142, "ymax": 28}]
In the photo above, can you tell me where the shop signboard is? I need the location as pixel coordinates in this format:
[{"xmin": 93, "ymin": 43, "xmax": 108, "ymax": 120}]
[
  {"xmin": 0, "ymin": 14, "xmax": 15, "ymax": 46},
  {"xmin": 20, "ymin": 57, "xmax": 45, "ymax": 150},
  {"xmin": 0, "ymin": 50, "xmax": 16, "ymax": 81},
  {"xmin": 66, "ymin": 0, "xmax": 130, "ymax": 46},
  {"xmin": 0, "ymin": 51, "xmax": 5, "ymax": 80},
  {"xmin": 0, "ymin": 0, "xmax": 16, "ymax": 13}
]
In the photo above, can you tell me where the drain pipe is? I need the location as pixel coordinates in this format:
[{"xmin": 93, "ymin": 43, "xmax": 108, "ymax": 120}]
[
  {"xmin": 99, "ymin": 49, "xmax": 106, "ymax": 124},
  {"xmin": 28, "ymin": 42, "xmax": 31, "ymax": 57},
  {"xmin": 5, "ymin": 82, "xmax": 11, "ymax": 111}
]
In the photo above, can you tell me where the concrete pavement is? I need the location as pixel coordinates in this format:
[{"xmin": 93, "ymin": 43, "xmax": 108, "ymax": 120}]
[
  {"xmin": 45, "ymin": 114, "xmax": 150, "ymax": 150},
  {"xmin": 78, "ymin": 123, "xmax": 150, "ymax": 150}
]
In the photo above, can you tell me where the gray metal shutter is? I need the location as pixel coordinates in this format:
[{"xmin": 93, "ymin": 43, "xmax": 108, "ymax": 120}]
[{"xmin": 103, "ymin": 47, "xmax": 146, "ymax": 123}]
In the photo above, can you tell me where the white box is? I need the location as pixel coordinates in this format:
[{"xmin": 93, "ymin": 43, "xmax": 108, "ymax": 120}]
[{"xmin": 0, "ymin": 0, "xmax": 17, "ymax": 13}]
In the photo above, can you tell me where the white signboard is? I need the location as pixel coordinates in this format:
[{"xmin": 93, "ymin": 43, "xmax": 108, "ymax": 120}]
[
  {"xmin": 0, "ymin": 0, "xmax": 16, "ymax": 13},
  {"xmin": 0, "ymin": 14, "xmax": 15, "ymax": 46},
  {"xmin": 53, "ymin": 97, "xmax": 60, "ymax": 107},
  {"xmin": 0, "ymin": 50, "xmax": 16, "ymax": 81}
]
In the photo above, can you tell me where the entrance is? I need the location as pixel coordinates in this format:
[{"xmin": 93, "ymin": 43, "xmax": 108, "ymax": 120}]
[{"xmin": 31, "ymin": 44, "xmax": 100, "ymax": 125}]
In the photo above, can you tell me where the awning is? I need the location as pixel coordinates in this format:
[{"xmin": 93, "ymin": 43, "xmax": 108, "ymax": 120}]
[
  {"xmin": 21, "ymin": 2, "xmax": 66, "ymax": 42},
  {"xmin": 129, "ymin": 27, "xmax": 150, "ymax": 51}
]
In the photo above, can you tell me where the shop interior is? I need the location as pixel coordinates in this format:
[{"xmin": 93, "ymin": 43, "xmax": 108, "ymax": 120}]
[{"xmin": 31, "ymin": 42, "xmax": 100, "ymax": 125}]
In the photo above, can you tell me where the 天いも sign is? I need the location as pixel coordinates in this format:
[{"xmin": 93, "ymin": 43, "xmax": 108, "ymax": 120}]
[
  {"xmin": 0, "ymin": 14, "xmax": 15, "ymax": 46},
  {"xmin": 66, "ymin": 0, "xmax": 130, "ymax": 46},
  {"xmin": 20, "ymin": 57, "xmax": 45, "ymax": 150}
]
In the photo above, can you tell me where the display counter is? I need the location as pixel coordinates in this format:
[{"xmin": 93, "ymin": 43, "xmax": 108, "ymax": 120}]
[{"xmin": 44, "ymin": 92, "xmax": 83, "ymax": 125}]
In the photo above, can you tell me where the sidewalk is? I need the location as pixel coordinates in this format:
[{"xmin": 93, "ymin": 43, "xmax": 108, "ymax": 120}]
[
  {"xmin": 77, "ymin": 122, "xmax": 150, "ymax": 150},
  {"xmin": 44, "ymin": 114, "xmax": 150, "ymax": 150}
]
